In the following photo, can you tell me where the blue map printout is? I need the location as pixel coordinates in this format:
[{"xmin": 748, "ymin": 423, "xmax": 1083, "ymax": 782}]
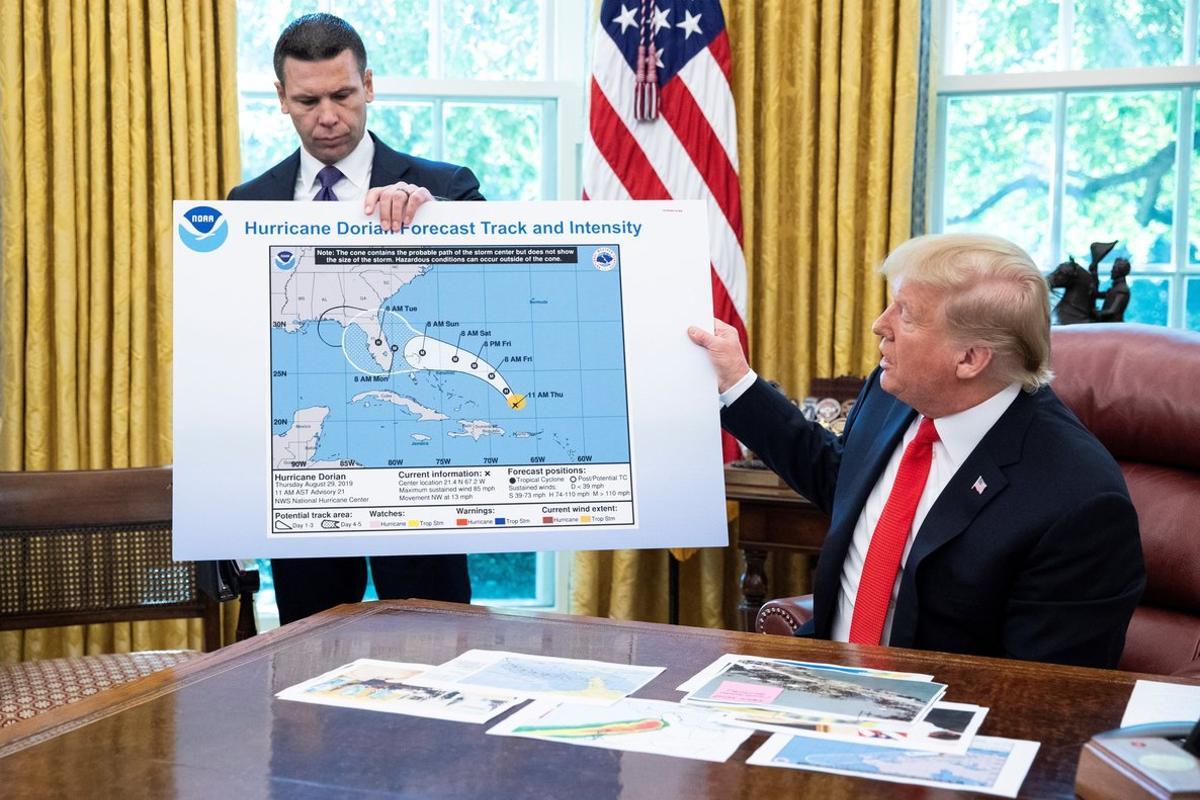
[{"xmin": 268, "ymin": 243, "xmax": 636, "ymax": 536}]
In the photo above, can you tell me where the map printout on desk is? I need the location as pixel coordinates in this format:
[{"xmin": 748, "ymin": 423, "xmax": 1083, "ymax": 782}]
[
  {"xmin": 487, "ymin": 698, "xmax": 752, "ymax": 762},
  {"xmin": 747, "ymin": 733, "xmax": 1040, "ymax": 797},
  {"xmin": 275, "ymin": 658, "xmax": 522, "ymax": 723},
  {"xmin": 172, "ymin": 200, "xmax": 726, "ymax": 559},
  {"xmin": 403, "ymin": 649, "xmax": 663, "ymax": 705},
  {"xmin": 681, "ymin": 657, "xmax": 946, "ymax": 724},
  {"xmin": 717, "ymin": 701, "xmax": 988, "ymax": 755}
]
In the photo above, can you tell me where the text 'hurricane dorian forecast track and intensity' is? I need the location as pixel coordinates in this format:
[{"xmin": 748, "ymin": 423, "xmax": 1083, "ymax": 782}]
[{"xmin": 268, "ymin": 244, "xmax": 636, "ymax": 536}]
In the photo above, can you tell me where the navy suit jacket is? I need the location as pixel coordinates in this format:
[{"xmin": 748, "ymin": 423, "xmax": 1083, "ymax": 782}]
[
  {"xmin": 227, "ymin": 131, "xmax": 484, "ymax": 202},
  {"xmin": 722, "ymin": 371, "xmax": 1145, "ymax": 668}
]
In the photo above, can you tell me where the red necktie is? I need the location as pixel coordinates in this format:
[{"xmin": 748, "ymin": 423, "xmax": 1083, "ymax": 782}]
[{"xmin": 848, "ymin": 416, "xmax": 940, "ymax": 645}]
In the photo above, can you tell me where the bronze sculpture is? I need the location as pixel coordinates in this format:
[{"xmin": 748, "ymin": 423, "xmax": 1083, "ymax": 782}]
[
  {"xmin": 1048, "ymin": 257, "xmax": 1097, "ymax": 324},
  {"xmin": 1047, "ymin": 240, "xmax": 1130, "ymax": 325},
  {"xmin": 1097, "ymin": 258, "xmax": 1131, "ymax": 322}
]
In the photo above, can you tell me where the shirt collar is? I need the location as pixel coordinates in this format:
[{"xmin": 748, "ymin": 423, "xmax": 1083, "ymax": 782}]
[
  {"xmin": 298, "ymin": 133, "xmax": 375, "ymax": 197},
  {"xmin": 927, "ymin": 383, "xmax": 1022, "ymax": 468}
]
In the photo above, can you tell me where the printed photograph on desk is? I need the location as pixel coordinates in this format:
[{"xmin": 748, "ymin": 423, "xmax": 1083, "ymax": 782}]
[
  {"xmin": 682, "ymin": 658, "xmax": 945, "ymax": 723},
  {"xmin": 486, "ymin": 698, "xmax": 753, "ymax": 762},
  {"xmin": 718, "ymin": 701, "xmax": 988, "ymax": 755},
  {"xmin": 403, "ymin": 649, "xmax": 664, "ymax": 705},
  {"xmin": 677, "ymin": 654, "xmax": 935, "ymax": 693},
  {"xmin": 746, "ymin": 733, "xmax": 1040, "ymax": 798},
  {"xmin": 275, "ymin": 658, "xmax": 523, "ymax": 723}
]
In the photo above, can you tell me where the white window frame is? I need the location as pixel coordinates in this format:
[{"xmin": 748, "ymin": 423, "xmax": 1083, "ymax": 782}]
[
  {"xmin": 237, "ymin": 0, "xmax": 590, "ymax": 614},
  {"xmin": 932, "ymin": 0, "xmax": 1200, "ymax": 328}
]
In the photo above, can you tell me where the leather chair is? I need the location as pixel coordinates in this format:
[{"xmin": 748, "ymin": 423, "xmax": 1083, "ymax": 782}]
[
  {"xmin": 755, "ymin": 323, "xmax": 1200, "ymax": 675},
  {"xmin": 0, "ymin": 467, "xmax": 258, "ymax": 727}
]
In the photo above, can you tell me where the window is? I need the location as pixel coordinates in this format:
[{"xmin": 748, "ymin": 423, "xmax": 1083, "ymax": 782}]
[
  {"xmin": 933, "ymin": 0, "xmax": 1200, "ymax": 329},
  {"xmin": 237, "ymin": 1, "xmax": 588, "ymax": 626}
]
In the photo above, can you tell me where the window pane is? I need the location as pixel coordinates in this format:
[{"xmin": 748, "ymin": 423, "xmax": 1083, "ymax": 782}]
[
  {"xmin": 1192, "ymin": 102, "xmax": 1200, "ymax": 265},
  {"xmin": 236, "ymin": 0, "xmax": 320, "ymax": 77},
  {"xmin": 254, "ymin": 559, "xmax": 280, "ymax": 630},
  {"xmin": 331, "ymin": 0, "xmax": 430, "ymax": 78},
  {"xmin": 1073, "ymin": 0, "xmax": 1184, "ymax": 69},
  {"xmin": 942, "ymin": 95, "xmax": 1055, "ymax": 266},
  {"xmin": 1124, "ymin": 276, "xmax": 1170, "ymax": 324},
  {"xmin": 441, "ymin": 0, "xmax": 543, "ymax": 80},
  {"xmin": 948, "ymin": 0, "xmax": 1059, "ymax": 75},
  {"xmin": 1187, "ymin": 277, "xmax": 1200, "ymax": 330},
  {"xmin": 239, "ymin": 99, "xmax": 301, "ymax": 181},
  {"xmin": 369, "ymin": 101, "xmax": 435, "ymax": 160},
  {"xmin": 1063, "ymin": 92, "xmax": 1176, "ymax": 268},
  {"xmin": 254, "ymin": 554, "xmax": 549, "ymax": 626},
  {"xmin": 468, "ymin": 553, "xmax": 538, "ymax": 600},
  {"xmin": 444, "ymin": 102, "xmax": 542, "ymax": 200}
]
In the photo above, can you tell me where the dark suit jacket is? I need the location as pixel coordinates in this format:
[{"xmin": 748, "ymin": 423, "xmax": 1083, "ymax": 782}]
[
  {"xmin": 722, "ymin": 372, "xmax": 1146, "ymax": 668},
  {"xmin": 227, "ymin": 131, "xmax": 484, "ymax": 202},
  {"xmin": 228, "ymin": 132, "xmax": 482, "ymax": 622}
]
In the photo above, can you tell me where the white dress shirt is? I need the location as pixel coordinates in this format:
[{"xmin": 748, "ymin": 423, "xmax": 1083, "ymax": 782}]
[
  {"xmin": 719, "ymin": 369, "xmax": 758, "ymax": 406},
  {"xmin": 721, "ymin": 370, "xmax": 1021, "ymax": 644},
  {"xmin": 293, "ymin": 133, "xmax": 375, "ymax": 204}
]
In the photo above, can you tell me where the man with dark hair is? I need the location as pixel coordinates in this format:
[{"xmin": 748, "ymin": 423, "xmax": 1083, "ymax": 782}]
[
  {"xmin": 272, "ymin": 12, "xmax": 368, "ymax": 81},
  {"xmin": 229, "ymin": 13, "xmax": 479, "ymax": 624}
]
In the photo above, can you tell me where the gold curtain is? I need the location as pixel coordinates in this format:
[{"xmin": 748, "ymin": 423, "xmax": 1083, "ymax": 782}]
[
  {"xmin": 571, "ymin": 0, "xmax": 921, "ymax": 627},
  {"xmin": 0, "ymin": 0, "xmax": 241, "ymax": 662}
]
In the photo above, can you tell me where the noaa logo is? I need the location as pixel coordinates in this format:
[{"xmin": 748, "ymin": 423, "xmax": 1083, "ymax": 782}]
[
  {"xmin": 274, "ymin": 250, "xmax": 296, "ymax": 270},
  {"xmin": 592, "ymin": 247, "xmax": 617, "ymax": 271},
  {"xmin": 178, "ymin": 205, "xmax": 228, "ymax": 253}
]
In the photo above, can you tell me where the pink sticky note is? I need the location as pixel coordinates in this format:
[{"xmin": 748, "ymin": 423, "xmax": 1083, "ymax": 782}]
[{"xmin": 709, "ymin": 680, "xmax": 784, "ymax": 704}]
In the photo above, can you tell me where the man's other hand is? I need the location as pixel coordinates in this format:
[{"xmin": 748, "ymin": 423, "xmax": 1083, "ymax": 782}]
[
  {"xmin": 364, "ymin": 181, "xmax": 434, "ymax": 231},
  {"xmin": 687, "ymin": 318, "xmax": 750, "ymax": 394}
]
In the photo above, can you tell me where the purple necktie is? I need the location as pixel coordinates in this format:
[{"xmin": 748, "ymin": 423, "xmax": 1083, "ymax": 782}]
[{"xmin": 314, "ymin": 165, "xmax": 343, "ymax": 201}]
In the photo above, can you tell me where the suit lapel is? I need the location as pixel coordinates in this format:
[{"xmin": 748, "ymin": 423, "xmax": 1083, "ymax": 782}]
[
  {"xmin": 813, "ymin": 397, "xmax": 916, "ymax": 637},
  {"xmin": 887, "ymin": 389, "xmax": 1036, "ymax": 647},
  {"xmin": 367, "ymin": 132, "xmax": 411, "ymax": 188},
  {"xmin": 263, "ymin": 151, "xmax": 302, "ymax": 200}
]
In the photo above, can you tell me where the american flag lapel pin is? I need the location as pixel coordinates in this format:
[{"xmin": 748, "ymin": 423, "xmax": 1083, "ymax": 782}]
[{"xmin": 972, "ymin": 476, "xmax": 987, "ymax": 495}]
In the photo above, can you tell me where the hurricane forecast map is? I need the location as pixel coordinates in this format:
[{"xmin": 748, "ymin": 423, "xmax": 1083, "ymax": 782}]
[{"xmin": 269, "ymin": 243, "xmax": 636, "ymax": 535}]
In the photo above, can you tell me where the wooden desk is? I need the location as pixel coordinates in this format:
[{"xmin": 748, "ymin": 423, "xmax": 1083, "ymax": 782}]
[
  {"xmin": 0, "ymin": 600, "xmax": 1179, "ymax": 799},
  {"xmin": 726, "ymin": 465, "xmax": 829, "ymax": 630}
]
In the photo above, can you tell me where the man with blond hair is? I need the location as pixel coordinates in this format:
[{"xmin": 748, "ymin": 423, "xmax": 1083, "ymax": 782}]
[{"xmin": 689, "ymin": 233, "xmax": 1144, "ymax": 668}]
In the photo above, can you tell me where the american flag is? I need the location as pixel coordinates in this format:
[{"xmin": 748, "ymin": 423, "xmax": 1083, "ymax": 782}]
[{"xmin": 584, "ymin": 0, "xmax": 748, "ymax": 463}]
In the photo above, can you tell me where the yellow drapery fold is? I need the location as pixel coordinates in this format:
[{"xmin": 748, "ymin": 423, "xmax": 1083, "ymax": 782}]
[
  {"xmin": 0, "ymin": 0, "xmax": 241, "ymax": 663},
  {"xmin": 571, "ymin": 0, "xmax": 921, "ymax": 628}
]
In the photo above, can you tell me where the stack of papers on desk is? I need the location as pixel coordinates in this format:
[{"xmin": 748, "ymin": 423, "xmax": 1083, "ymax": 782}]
[
  {"xmin": 277, "ymin": 650, "xmax": 754, "ymax": 763},
  {"xmin": 408, "ymin": 650, "xmax": 753, "ymax": 761},
  {"xmin": 674, "ymin": 654, "xmax": 1037, "ymax": 797},
  {"xmin": 276, "ymin": 649, "xmax": 1039, "ymax": 794}
]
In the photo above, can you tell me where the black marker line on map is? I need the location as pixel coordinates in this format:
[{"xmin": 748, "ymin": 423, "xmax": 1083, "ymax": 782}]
[{"xmin": 316, "ymin": 305, "xmax": 366, "ymax": 348}]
